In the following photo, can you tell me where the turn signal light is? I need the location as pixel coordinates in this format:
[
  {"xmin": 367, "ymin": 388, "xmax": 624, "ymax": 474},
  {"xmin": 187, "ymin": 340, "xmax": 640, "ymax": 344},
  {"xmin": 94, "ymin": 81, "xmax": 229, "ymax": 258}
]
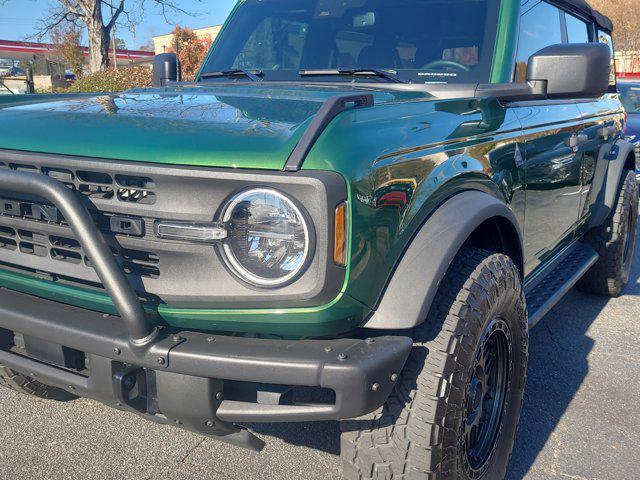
[{"xmin": 334, "ymin": 202, "xmax": 349, "ymax": 266}]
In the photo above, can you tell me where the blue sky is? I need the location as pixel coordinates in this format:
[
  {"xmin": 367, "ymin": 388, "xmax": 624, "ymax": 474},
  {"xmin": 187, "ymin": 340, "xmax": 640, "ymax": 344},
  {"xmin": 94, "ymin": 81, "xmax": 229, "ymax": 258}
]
[{"xmin": 0, "ymin": 0, "xmax": 238, "ymax": 50}]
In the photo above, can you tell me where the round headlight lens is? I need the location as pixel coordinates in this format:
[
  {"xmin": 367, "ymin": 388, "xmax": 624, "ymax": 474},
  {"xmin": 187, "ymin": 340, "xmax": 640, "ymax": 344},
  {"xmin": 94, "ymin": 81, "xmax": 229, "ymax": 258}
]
[{"xmin": 221, "ymin": 188, "xmax": 311, "ymax": 287}]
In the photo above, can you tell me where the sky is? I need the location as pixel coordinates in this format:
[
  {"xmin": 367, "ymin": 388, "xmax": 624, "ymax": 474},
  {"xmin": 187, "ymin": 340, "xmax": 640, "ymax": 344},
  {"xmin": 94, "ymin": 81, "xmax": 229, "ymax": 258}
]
[{"xmin": 0, "ymin": 0, "xmax": 238, "ymax": 50}]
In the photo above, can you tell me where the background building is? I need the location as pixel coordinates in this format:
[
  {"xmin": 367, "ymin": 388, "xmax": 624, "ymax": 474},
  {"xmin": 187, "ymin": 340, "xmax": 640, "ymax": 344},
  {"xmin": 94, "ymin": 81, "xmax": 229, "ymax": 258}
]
[
  {"xmin": 616, "ymin": 51, "xmax": 640, "ymax": 78},
  {"xmin": 152, "ymin": 26, "xmax": 222, "ymax": 54}
]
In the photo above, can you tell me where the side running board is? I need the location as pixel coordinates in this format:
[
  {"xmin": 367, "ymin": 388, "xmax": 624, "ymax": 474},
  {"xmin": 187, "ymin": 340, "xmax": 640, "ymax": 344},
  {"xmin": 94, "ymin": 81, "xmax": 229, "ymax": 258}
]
[
  {"xmin": 525, "ymin": 242, "xmax": 599, "ymax": 328},
  {"xmin": 284, "ymin": 94, "xmax": 374, "ymax": 172}
]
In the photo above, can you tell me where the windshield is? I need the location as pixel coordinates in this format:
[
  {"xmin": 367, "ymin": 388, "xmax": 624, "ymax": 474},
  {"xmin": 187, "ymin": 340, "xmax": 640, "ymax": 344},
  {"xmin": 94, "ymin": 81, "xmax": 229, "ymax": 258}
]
[
  {"xmin": 619, "ymin": 83, "xmax": 640, "ymax": 114},
  {"xmin": 201, "ymin": 0, "xmax": 500, "ymax": 84}
]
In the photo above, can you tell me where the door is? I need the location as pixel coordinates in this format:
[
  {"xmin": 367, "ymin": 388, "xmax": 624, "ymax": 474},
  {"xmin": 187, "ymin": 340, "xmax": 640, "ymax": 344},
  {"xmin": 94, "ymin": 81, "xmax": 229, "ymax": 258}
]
[
  {"xmin": 512, "ymin": 1, "xmax": 586, "ymax": 275},
  {"xmin": 515, "ymin": 103, "xmax": 586, "ymax": 275}
]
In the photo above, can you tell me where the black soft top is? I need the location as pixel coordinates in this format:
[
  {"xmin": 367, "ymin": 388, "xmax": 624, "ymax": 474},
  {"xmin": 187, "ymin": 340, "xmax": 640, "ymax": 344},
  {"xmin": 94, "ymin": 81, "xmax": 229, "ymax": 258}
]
[{"xmin": 561, "ymin": 0, "xmax": 613, "ymax": 32}]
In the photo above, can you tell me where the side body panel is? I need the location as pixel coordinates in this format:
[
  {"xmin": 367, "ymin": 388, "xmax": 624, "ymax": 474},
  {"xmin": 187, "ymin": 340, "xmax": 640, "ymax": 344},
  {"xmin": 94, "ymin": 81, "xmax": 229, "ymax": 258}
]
[{"xmin": 303, "ymin": 97, "xmax": 526, "ymax": 311}]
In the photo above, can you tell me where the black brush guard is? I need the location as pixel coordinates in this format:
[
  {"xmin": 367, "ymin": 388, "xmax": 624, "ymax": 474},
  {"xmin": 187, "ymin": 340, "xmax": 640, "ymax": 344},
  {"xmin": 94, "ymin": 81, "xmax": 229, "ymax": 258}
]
[{"xmin": 0, "ymin": 170, "xmax": 412, "ymax": 450}]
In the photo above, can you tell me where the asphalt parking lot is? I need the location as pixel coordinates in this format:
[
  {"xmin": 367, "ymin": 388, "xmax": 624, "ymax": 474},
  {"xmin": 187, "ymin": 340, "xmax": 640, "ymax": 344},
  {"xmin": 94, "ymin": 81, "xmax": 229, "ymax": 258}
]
[{"xmin": 0, "ymin": 229, "xmax": 638, "ymax": 480}]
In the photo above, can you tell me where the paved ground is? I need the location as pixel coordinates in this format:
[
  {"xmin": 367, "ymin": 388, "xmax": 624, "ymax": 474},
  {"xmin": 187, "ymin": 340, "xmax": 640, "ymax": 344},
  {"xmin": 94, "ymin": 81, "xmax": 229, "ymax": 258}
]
[{"xmin": 1, "ymin": 233, "xmax": 639, "ymax": 480}]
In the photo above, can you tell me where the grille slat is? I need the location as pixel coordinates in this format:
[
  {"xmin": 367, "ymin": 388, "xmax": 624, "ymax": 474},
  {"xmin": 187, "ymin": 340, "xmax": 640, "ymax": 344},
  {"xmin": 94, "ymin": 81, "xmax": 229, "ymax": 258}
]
[
  {"xmin": 0, "ymin": 162, "xmax": 156, "ymax": 205},
  {"xmin": 0, "ymin": 221, "xmax": 161, "ymax": 280}
]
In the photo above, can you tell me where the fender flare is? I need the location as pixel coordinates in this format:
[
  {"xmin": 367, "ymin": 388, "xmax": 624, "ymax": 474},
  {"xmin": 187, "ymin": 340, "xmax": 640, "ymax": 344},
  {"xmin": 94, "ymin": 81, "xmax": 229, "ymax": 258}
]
[
  {"xmin": 363, "ymin": 190, "xmax": 523, "ymax": 330},
  {"xmin": 589, "ymin": 138, "xmax": 636, "ymax": 228}
]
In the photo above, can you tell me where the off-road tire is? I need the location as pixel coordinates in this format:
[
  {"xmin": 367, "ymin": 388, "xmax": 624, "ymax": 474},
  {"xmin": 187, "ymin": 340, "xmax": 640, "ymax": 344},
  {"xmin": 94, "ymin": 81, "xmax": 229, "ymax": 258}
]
[
  {"xmin": 577, "ymin": 170, "xmax": 638, "ymax": 297},
  {"xmin": 0, "ymin": 364, "xmax": 76, "ymax": 401},
  {"xmin": 340, "ymin": 248, "xmax": 528, "ymax": 479}
]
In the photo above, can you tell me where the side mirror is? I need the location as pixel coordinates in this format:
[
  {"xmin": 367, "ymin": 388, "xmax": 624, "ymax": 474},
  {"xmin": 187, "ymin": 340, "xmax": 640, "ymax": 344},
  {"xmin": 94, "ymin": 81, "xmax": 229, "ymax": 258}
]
[
  {"xmin": 152, "ymin": 53, "xmax": 182, "ymax": 87},
  {"xmin": 526, "ymin": 43, "xmax": 610, "ymax": 99}
]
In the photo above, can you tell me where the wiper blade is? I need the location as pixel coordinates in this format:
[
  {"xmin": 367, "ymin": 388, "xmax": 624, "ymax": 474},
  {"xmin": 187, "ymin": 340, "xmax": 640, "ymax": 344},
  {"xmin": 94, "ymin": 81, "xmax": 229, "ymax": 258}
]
[
  {"xmin": 200, "ymin": 69, "xmax": 264, "ymax": 82},
  {"xmin": 299, "ymin": 68, "xmax": 407, "ymax": 84}
]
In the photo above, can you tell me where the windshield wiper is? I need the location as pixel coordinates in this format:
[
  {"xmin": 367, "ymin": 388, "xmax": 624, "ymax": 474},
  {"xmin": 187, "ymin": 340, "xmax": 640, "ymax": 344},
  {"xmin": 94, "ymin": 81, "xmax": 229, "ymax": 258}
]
[
  {"xmin": 299, "ymin": 68, "xmax": 407, "ymax": 84},
  {"xmin": 200, "ymin": 69, "xmax": 264, "ymax": 82}
]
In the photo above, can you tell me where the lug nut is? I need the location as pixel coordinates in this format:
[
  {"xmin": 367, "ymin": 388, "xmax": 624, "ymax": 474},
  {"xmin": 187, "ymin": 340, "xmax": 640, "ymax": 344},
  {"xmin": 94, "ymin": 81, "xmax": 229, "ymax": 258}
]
[
  {"xmin": 365, "ymin": 338, "xmax": 375, "ymax": 344},
  {"xmin": 157, "ymin": 357, "xmax": 166, "ymax": 365},
  {"xmin": 205, "ymin": 420, "xmax": 214, "ymax": 427},
  {"xmin": 324, "ymin": 347, "xmax": 333, "ymax": 353},
  {"xmin": 113, "ymin": 347, "xmax": 121, "ymax": 355},
  {"xmin": 207, "ymin": 337, "xmax": 215, "ymax": 343},
  {"xmin": 391, "ymin": 373, "xmax": 399, "ymax": 382},
  {"xmin": 372, "ymin": 383, "xmax": 380, "ymax": 392},
  {"xmin": 338, "ymin": 353, "xmax": 348, "ymax": 361}
]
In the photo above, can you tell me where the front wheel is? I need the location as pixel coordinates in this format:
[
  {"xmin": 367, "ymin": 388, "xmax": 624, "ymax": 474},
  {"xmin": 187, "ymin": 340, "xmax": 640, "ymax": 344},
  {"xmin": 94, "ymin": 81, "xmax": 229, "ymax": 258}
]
[{"xmin": 341, "ymin": 248, "xmax": 528, "ymax": 479}]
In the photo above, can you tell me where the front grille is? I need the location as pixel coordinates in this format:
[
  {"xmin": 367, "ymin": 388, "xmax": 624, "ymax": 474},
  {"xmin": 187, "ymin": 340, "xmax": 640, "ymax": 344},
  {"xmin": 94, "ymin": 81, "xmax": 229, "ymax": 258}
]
[
  {"xmin": 0, "ymin": 149, "xmax": 344, "ymax": 309},
  {"xmin": 0, "ymin": 221, "xmax": 160, "ymax": 279},
  {"xmin": 0, "ymin": 161, "xmax": 156, "ymax": 205}
]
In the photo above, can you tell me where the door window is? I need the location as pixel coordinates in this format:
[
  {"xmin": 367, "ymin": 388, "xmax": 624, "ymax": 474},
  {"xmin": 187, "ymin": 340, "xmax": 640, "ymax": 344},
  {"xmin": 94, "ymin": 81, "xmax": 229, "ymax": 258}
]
[
  {"xmin": 565, "ymin": 13, "xmax": 590, "ymax": 43},
  {"xmin": 514, "ymin": 1, "xmax": 563, "ymax": 82}
]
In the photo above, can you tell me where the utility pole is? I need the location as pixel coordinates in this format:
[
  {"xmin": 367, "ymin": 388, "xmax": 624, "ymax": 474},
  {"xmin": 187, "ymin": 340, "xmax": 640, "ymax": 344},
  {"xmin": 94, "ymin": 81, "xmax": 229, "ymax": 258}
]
[{"xmin": 109, "ymin": 0, "xmax": 118, "ymax": 69}]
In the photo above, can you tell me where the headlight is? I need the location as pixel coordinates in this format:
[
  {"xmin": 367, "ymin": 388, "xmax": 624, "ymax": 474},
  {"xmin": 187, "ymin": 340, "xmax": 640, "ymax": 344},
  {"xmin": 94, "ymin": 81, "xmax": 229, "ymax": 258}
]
[{"xmin": 221, "ymin": 188, "xmax": 312, "ymax": 287}]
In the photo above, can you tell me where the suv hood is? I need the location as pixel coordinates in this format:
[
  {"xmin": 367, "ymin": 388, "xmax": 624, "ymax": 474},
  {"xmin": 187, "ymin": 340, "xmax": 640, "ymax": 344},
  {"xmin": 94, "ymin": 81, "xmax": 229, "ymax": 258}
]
[{"xmin": 0, "ymin": 85, "xmax": 427, "ymax": 170}]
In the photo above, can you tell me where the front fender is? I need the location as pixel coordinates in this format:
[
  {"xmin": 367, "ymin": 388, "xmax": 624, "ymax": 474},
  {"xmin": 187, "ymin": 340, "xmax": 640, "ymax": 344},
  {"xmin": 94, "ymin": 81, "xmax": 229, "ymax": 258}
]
[{"xmin": 363, "ymin": 190, "xmax": 522, "ymax": 330}]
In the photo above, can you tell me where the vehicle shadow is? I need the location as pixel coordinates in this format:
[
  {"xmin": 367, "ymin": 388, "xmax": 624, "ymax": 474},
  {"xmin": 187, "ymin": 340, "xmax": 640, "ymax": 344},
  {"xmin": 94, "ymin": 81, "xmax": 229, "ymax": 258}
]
[
  {"xmin": 506, "ymin": 222, "xmax": 640, "ymax": 479},
  {"xmin": 248, "ymin": 222, "xmax": 640, "ymax": 474},
  {"xmin": 249, "ymin": 420, "xmax": 342, "ymax": 456}
]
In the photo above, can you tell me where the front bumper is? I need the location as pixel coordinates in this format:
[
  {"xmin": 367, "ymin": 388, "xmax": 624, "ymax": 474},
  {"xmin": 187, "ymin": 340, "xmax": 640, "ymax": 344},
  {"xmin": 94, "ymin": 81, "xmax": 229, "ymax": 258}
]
[{"xmin": 0, "ymin": 288, "xmax": 411, "ymax": 450}]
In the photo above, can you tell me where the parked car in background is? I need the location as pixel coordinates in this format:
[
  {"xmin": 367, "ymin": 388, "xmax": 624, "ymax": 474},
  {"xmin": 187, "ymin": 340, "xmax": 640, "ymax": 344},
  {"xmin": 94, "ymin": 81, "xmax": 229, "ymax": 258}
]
[
  {"xmin": 64, "ymin": 69, "xmax": 77, "ymax": 82},
  {"xmin": 618, "ymin": 81, "xmax": 640, "ymax": 179},
  {"xmin": 0, "ymin": 66, "xmax": 25, "ymax": 78}
]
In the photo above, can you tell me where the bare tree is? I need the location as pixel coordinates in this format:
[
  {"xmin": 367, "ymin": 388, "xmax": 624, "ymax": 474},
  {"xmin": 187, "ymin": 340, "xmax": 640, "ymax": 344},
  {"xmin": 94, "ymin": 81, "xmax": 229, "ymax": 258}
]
[{"xmin": 8, "ymin": 1, "xmax": 200, "ymax": 73}]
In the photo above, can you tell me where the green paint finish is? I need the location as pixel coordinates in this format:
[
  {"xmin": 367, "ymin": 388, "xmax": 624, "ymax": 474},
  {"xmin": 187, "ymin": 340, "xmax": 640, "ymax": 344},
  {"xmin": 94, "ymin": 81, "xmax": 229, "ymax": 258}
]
[
  {"xmin": 302, "ymin": 96, "xmax": 526, "ymax": 310},
  {"xmin": 0, "ymin": 266, "xmax": 368, "ymax": 338},
  {"xmin": 0, "ymin": 268, "xmax": 120, "ymax": 315},
  {"xmin": 159, "ymin": 293, "xmax": 369, "ymax": 338},
  {"xmin": 0, "ymin": 86, "xmax": 424, "ymax": 170},
  {"xmin": 490, "ymin": 0, "xmax": 521, "ymax": 83}
]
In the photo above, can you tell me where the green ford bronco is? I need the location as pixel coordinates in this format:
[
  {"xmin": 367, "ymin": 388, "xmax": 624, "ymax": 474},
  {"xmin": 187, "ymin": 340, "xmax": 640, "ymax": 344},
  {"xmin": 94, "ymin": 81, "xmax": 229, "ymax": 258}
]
[{"xmin": 0, "ymin": 0, "xmax": 637, "ymax": 478}]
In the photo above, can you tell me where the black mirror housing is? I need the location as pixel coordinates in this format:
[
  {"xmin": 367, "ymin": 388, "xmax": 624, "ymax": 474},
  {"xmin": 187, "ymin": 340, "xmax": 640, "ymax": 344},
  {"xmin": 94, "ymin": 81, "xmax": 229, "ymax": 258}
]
[
  {"xmin": 526, "ymin": 43, "xmax": 610, "ymax": 99},
  {"xmin": 152, "ymin": 53, "xmax": 182, "ymax": 87}
]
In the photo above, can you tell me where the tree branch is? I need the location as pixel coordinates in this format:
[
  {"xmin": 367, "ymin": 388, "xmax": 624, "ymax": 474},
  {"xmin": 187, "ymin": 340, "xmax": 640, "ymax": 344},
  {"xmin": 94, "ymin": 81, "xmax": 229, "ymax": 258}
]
[{"xmin": 105, "ymin": 0, "xmax": 125, "ymax": 31}]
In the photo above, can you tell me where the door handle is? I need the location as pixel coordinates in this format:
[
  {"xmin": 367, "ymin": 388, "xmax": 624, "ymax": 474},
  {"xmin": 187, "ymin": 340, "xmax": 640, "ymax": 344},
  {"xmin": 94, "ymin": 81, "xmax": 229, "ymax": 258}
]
[
  {"xmin": 565, "ymin": 134, "xmax": 589, "ymax": 149},
  {"xmin": 599, "ymin": 125, "xmax": 617, "ymax": 139}
]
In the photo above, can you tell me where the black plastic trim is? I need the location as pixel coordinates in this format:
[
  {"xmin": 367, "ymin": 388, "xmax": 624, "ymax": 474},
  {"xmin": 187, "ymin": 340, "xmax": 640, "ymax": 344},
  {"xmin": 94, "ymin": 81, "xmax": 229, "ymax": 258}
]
[
  {"xmin": 589, "ymin": 138, "xmax": 635, "ymax": 228},
  {"xmin": 284, "ymin": 94, "xmax": 374, "ymax": 172},
  {"xmin": 364, "ymin": 191, "xmax": 523, "ymax": 330},
  {"xmin": 0, "ymin": 288, "xmax": 412, "ymax": 427}
]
